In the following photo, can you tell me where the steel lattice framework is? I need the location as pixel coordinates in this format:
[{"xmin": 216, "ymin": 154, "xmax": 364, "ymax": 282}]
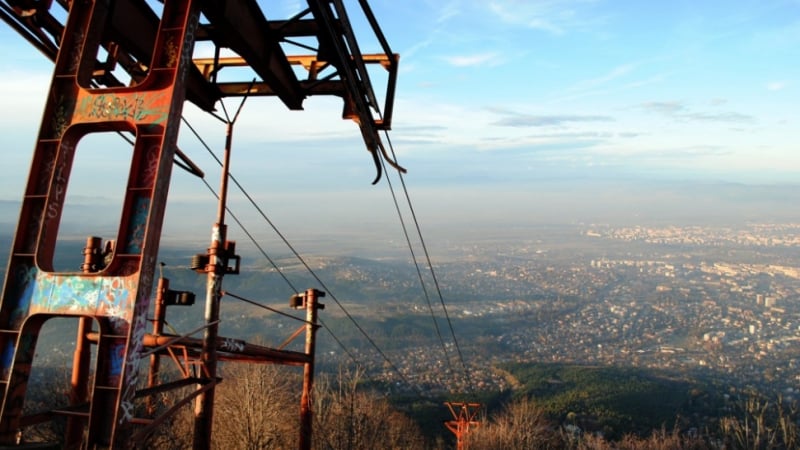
[{"xmin": 0, "ymin": 0, "xmax": 397, "ymax": 448}]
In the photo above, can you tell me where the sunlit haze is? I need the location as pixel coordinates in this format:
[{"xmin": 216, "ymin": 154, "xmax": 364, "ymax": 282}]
[{"xmin": 0, "ymin": 0, "xmax": 798, "ymax": 246}]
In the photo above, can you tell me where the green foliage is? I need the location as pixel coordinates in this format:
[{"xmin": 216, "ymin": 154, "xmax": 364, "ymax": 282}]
[{"xmin": 499, "ymin": 362, "xmax": 723, "ymax": 439}]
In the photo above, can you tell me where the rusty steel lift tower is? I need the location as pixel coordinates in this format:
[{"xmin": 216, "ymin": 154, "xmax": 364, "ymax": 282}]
[
  {"xmin": 445, "ymin": 402, "xmax": 482, "ymax": 450},
  {"xmin": 0, "ymin": 0, "xmax": 398, "ymax": 448}
]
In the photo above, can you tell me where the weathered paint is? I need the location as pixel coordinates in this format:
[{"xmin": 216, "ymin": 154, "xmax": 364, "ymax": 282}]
[
  {"xmin": 29, "ymin": 273, "xmax": 135, "ymax": 319},
  {"xmin": 75, "ymin": 92, "xmax": 171, "ymax": 125},
  {"xmin": 0, "ymin": 0, "xmax": 200, "ymax": 446},
  {"xmin": 124, "ymin": 196, "xmax": 151, "ymax": 254},
  {"xmin": 7, "ymin": 265, "xmax": 37, "ymax": 329},
  {"xmin": 109, "ymin": 342, "xmax": 126, "ymax": 378}
]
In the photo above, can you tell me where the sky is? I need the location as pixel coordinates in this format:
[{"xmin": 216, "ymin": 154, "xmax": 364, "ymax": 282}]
[
  {"xmin": 375, "ymin": 0, "xmax": 799, "ymax": 183},
  {"xmin": 0, "ymin": 0, "xmax": 798, "ymax": 248}
]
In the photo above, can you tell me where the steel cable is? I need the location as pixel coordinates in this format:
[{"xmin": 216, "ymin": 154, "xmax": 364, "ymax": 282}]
[
  {"xmin": 181, "ymin": 115, "xmax": 420, "ymax": 392},
  {"xmin": 378, "ymin": 132, "xmax": 474, "ymax": 392}
]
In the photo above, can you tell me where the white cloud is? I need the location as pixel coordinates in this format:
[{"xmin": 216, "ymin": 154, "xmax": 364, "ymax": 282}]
[
  {"xmin": 488, "ymin": 1, "xmax": 563, "ymax": 34},
  {"xmin": 279, "ymin": 0, "xmax": 303, "ymax": 17},
  {"xmin": 639, "ymin": 101, "xmax": 753, "ymax": 124},
  {"xmin": 490, "ymin": 111, "xmax": 614, "ymax": 128},
  {"xmin": 403, "ymin": 37, "xmax": 435, "ymax": 61},
  {"xmin": 443, "ymin": 52, "xmax": 501, "ymax": 67},
  {"xmin": 622, "ymin": 72, "xmax": 670, "ymax": 90},
  {"xmin": 486, "ymin": 0, "xmax": 603, "ymax": 35},
  {"xmin": 547, "ymin": 62, "xmax": 642, "ymax": 103},
  {"xmin": 566, "ymin": 63, "xmax": 636, "ymax": 93},
  {"xmin": 641, "ymin": 101, "xmax": 687, "ymax": 115},
  {"xmin": 436, "ymin": 0, "xmax": 461, "ymax": 24},
  {"xmin": 767, "ymin": 81, "xmax": 787, "ymax": 91}
]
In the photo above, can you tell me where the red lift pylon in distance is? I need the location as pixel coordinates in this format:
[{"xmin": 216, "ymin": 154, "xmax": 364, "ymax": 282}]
[{"xmin": 445, "ymin": 402, "xmax": 482, "ymax": 450}]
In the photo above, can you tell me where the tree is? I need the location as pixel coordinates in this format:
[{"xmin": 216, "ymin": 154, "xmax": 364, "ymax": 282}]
[
  {"xmin": 470, "ymin": 397, "xmax": 560, "ymax": 450},
  {"xmin": 312, "ymin": 366, "xmax": 426, "ymax": 449},
  {"xmin": 212, "ymin": 362, "xmax": 299, "ymax": 450}
]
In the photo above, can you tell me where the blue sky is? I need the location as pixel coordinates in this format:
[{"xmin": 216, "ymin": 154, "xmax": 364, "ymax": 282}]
[
  {"xmin": 0, "ymin": 0, "xmax": 798, "ymax": 243},
  {"xmin": 374, "ymin": 0, "xmax": 798, "ymax": 184}
]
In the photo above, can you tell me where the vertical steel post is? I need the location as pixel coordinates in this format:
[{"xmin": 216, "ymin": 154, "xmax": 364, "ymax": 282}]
[
  {"xmin": 193, "ymin": 121, "xmax": 234, "ymax": 450},
  {"xmin": 147, "ymin": 277, "xmax": 168, "ymax": 416},
  {"xmin": 299, "ymin": 289, "xmax": 323, "ymax": 450},
  {"xmin": 65, "ymin": 236, "xmax": 102, "ymax": 447}
]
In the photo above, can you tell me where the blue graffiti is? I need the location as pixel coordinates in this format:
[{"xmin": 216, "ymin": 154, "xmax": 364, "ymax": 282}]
[{"xmin": 125, "ymin": 196, "xmax": 150, "ymax": 253}]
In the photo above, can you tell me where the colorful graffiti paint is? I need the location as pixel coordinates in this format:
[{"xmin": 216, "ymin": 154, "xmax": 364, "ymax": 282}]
[{"xmin": 76, "ymin": 92, "xmax": 170, "ymax": 124}]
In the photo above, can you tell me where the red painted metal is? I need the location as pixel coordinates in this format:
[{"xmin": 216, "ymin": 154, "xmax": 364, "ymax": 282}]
[
  {"xmin": 0, "ymin": 0, "xmax": 200, "ymax": 446},
  {"xmin": 299, "ymin": 289, "xmax": 324, "ymax": 450},
  {"xmin": 65, "ymin": 237, "xmax": 105, "ymax": 447},
  {"xmin": 192, "ymin": 115, "xmax": 236, "ymax": 449},
  {"xmin": 146, "ymin": 277, "xmax": 168, "ymax": 416},
  {"xmin": 445, "ymin": 402, "xmax": 482, "ymax": 450},
  {"xmin": 0, "ymin": 0, "xmax": 399, "ymax": 447}
]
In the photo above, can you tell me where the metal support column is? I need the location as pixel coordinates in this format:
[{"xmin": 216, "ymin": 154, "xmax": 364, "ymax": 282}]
[
  {"xmin": 193, "ymin": 119, "xmax": 236, "ymax": 450},
  {"xmin": 0, "ymin": 1, "xmax": 201, "ymax": 446},
  {"xmin": 147, "ymin": 277, "xmax": 169, "ymax": 416},
  {"xmin": 298, "ymin": 289, "xmax": 324, "ymax": 450}
]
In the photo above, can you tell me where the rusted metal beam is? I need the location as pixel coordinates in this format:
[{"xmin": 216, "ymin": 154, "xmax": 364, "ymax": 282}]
[
  {"xmin": 208, "ymin": 80, "xmax": 343, "ymax": 98},
  {"xmin": 0, "ymin": 2, "xmax": 59, "ymax": 60},
  {"xmin": 142, "ymin": 334, "xmax": 312, "ymax": 365},
  {"xmin": 1, "ymin": 1, "xmax": 398, "ymax": 447},
  {"xmin": 0, "ymin": 0, "xmax": 221, "ymax": 111},
  {"xmin": 194, "ymin": 54, "xmax": 393, "ymax": 77},
  {"xmin": 135, "ymin": 377, "xmax": 207, "ymax": 399},
  {"xmin": 269, "ymin": 18, "xmax": 320, "ymax": 37},
  {"xmin": 131, "ymin": 378, "xmax": 218, "ymax": 444},
  {"xmin": 88, "ymin": 330, "xmax": 313, "ymax": 366},
  {"xmin": 193, "ymin": 53, "xmax": 396, "ymax": 116},
  {"xmin": 109, "ymin": 0, "xmax": 220, "ymax": 111},
  {"xmin": 200, "ymin": 0, "xmax": 305, "ymax": 110}
]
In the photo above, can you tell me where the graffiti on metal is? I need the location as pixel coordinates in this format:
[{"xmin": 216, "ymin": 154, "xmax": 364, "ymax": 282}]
[
  {"xmin": 50, "ymin": 95, "xmax": 74, "ymax": 139},
  {"xmin": 76, "ymin": 92, "xmax": 170, "ymax": 124},
  {"xmin": 22, "ymin": 272, "xmax": 137, "ymax": 319},
  {"xmin": 45, "ymin": 141, "xmax": 75, "ymax": 221},
  {"xmin": 221, "ymin": 338, "xmax": 245, "ymax": 353},
  {"xmin": 109, "ymin": 342, "xmax": 126, "ymax": 379},
  {"xmin": 164, "ymin": 35, "xmax": 179, "ymax": 68},
  {"xmin": 0, "ymin": 342, "xmax": 14, "ymax": 379},
  {"xmin": 125, "ymin": 196, "xmax": 151, "ymax": 253},
  {"xmin": 65, "ymin": 25, "xmax": 87, "ymax": 75},
  {"xmin": 117, "ymin": 276, "xmax": 152, "ymax": 425},
  {"xmin": 7, "ymin": 265, "xmax": 37, "ymax": 330}
]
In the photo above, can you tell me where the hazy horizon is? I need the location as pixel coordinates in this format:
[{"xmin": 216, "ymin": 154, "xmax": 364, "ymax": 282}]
[
  {"xmin": 0, "ymin": 0, "xmax": 797, "ymax": 261},
  {"xmin": 1, "ymin": 175, "xmax": 798, "ymax": 267}
]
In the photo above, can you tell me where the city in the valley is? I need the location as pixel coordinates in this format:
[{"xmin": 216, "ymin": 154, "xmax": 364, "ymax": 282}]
[
  {"xmin": 307, "ymin": 222, "xmax": 800, "ymax": 397},
  {"xmin": 26, "ymin": 222, "xmax": 800, "ymax": 402}
]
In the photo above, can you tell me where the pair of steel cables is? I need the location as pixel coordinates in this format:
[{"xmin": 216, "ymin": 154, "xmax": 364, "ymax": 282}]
[{"xmin": 172, "ymin": 98, "xmax": 474, "ymax": 395}]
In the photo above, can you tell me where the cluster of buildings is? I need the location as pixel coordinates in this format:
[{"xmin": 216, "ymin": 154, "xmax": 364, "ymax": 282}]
[
  {"xmin": 588, "ymin": 223, "xmax": 800, "ymax": 248},
  {"xmin": 356, "ymin": 223, "xmax": 800, "ymax": 397}
]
